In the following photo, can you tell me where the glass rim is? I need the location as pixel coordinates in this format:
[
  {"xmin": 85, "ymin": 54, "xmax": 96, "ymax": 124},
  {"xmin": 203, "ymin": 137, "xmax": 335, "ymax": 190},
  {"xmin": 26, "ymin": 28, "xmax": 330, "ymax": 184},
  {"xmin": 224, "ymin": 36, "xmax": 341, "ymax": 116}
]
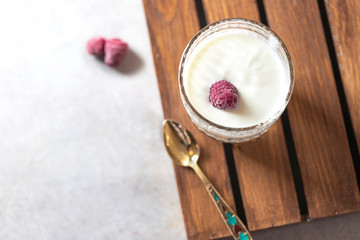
[{"xmin": 178, "ymin": 18, "xmax": 294, "ymax": 132}]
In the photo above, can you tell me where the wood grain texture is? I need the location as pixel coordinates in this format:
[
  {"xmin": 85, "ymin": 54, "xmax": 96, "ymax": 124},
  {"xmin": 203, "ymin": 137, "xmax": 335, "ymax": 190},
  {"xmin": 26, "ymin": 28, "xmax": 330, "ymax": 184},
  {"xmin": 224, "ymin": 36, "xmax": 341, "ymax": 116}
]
[
  {"xmin": 263, "ymin": 0, "xmax": 360, "ymax": 218},
  {"xmin": 143, "ymin": 0, "xmax": 236, "ymax": 239},
  {"xmin": 202, "ymin": 0, "xmax": 259, "ymax": 22},
  {"xmin": 325, "ymin": 0, "xmax": 360, "ymax": 151},
  {"xmin": 233, "ymin": 123, "xmax": 301, "ymax": 230},
  {"xmin": 233, "ymin": 122, "xmax": 301, "ymax": 230},
  {"xmin": 202, "ymin": 0, "xmax": 301, "ymax": 230}
]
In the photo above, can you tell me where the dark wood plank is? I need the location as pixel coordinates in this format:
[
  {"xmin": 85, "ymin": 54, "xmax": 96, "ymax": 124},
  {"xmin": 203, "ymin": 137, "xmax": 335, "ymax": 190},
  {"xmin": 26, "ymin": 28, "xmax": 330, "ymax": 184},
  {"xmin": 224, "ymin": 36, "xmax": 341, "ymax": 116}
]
[
  {"xmin": 202, "ymin": 0, "xmax": 301, "ymax": 231},
  {"xmin": 143, "ymin": 0, "xmax": 236, "ymax": 239},
  {"xmin": 325, "ymin": 0, "xmax": 360, "ymax": 153},
  {"xmin": 263, "ymin": 0, "xmax": 360, "ymax": 218}
]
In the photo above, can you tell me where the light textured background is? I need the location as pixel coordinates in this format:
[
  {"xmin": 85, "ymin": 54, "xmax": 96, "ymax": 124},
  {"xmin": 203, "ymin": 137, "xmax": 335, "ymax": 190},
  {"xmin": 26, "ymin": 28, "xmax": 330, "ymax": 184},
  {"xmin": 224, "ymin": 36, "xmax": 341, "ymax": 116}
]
[
  {"xmin": 0, "ymin": 0, "xmax": 359, "ymax": 239},
  {"xmin": 0, "ymin": 0, "xmax": 185, "ymax": 239}
]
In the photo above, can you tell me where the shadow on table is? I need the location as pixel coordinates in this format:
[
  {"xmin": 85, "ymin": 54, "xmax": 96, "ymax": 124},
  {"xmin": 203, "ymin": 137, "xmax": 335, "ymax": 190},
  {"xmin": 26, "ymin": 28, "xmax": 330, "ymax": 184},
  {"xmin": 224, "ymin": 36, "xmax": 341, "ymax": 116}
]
[
  {"xmin": 214, "ymin": 212, "xmax": 360, "ymax": 240},
  {"xmin": 116, "ymin": 49, "xmax": 144, "ymax": 75}
]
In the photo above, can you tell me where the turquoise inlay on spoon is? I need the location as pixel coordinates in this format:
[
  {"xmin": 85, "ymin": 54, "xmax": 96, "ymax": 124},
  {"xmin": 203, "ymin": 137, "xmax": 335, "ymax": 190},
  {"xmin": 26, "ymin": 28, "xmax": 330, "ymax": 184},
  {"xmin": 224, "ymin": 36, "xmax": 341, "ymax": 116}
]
[
  {"xmin": 227, "ymin": 212, "xmax": 237, "ymax": 226},
  {"xmin": 214, "ymin": 193, "xmax": 220, "ymax": 202},
  {"xmin": 239, "ymin": 232, "xmax": 250, "ymax": 240}
]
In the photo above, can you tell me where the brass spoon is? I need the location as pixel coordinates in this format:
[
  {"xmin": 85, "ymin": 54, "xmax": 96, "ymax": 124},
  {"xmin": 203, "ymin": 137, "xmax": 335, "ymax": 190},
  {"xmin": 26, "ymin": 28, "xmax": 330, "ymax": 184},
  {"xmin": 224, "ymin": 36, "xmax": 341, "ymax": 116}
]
[{"xmin": 163, "ymin": 120, "xmax": 252, "ymax": 240}]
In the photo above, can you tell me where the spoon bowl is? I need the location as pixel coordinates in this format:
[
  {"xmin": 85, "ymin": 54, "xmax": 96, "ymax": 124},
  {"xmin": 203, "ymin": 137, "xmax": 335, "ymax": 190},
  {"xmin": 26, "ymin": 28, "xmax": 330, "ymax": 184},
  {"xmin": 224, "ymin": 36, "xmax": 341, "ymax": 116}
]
[{"xmin": 163, "ymin": 119, "xmax": 200, "ymax": 167}]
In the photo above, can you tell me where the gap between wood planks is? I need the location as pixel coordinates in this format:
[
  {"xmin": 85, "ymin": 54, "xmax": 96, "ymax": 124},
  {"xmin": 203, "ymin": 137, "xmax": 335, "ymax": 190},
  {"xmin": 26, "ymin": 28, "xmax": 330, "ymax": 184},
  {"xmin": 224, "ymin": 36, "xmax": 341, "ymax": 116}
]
[{"xmin": 257, "ymin": 0, "xmax": 310, "ymax": 220}]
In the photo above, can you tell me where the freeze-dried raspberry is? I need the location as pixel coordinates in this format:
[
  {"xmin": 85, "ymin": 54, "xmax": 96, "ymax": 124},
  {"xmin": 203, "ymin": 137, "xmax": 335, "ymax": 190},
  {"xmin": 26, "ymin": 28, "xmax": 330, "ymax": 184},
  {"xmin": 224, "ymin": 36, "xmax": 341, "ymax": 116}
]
[
  {"xmin": 104, "ymin": 38, "xmax": 129, "ymax": 67},
  {"xmin": 86, "ymin": 37, "xmax": 105, "ymax": 56},
  {"xmin": 209, "ymin": 80, "xmax": 238, "ymax": 110}
]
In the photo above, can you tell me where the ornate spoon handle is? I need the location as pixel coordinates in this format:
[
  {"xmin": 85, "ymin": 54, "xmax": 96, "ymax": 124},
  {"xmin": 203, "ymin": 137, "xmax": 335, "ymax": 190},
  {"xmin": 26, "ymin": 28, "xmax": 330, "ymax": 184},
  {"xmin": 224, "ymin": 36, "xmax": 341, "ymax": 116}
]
[
  {"xmin": 192, "ymin": 163, "xmax": 252, "ymax": 240},
  {"xmin": 207, "ymin": 184, "xmax": 252, "ymax": 240}
]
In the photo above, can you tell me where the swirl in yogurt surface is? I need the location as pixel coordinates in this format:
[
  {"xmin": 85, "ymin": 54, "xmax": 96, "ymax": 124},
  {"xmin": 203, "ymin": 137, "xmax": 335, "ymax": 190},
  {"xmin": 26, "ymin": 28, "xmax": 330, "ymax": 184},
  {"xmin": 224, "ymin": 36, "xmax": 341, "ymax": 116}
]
[{"xmin": 183, "ymin": 30, "xmax": 288, "ymax": 128}]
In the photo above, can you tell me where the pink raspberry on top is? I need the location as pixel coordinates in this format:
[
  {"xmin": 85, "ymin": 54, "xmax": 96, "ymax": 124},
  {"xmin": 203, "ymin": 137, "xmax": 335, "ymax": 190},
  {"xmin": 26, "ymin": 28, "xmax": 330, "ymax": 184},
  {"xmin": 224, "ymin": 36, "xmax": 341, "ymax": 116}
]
[
  {"xmin": 104, "ymin": 38, "xmax": 129, "ymax": 67},
  {"xmin": 86, "ymin": 37, "xmax": 105, "ymax": 56},
  {"xmin": 209, "ymin": 80, "xmax": 239, "ymax": 110}
]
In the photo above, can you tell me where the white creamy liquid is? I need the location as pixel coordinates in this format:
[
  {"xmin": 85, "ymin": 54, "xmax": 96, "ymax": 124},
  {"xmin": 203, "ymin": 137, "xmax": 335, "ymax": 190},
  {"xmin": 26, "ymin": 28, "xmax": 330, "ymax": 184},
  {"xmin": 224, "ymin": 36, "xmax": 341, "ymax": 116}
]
[{"xmin": 183, "ymin": 31, "xmax": 288, "ymax": 128}]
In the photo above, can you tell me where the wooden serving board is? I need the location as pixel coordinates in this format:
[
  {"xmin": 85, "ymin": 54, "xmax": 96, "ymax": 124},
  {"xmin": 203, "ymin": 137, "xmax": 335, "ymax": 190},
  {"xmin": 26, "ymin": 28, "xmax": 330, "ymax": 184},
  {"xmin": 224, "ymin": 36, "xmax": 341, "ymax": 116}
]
[{"xmin": 143, "ymin": 0, "xmax": 360, "ymax": 239}]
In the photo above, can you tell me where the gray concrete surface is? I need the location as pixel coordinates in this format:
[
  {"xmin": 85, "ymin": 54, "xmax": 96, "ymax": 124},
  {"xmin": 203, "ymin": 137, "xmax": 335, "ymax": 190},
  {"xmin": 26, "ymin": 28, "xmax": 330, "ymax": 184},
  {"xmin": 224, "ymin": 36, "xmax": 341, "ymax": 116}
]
[{"xmin": 252, "ymin": 212, "xmax": 360, "ymax": 240}]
